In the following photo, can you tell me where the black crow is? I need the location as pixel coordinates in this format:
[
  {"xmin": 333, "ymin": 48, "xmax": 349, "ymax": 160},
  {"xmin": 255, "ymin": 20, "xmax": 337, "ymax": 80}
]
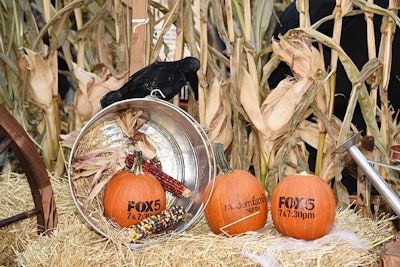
[{"xmin": 100, "ymin": 57, "xmax": 200, "ymax": 108}]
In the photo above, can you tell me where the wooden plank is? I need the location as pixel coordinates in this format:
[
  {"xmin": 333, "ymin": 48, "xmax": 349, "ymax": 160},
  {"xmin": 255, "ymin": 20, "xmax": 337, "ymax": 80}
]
[{"xmin": 130, "ymin": 0, "xmax": 148, "ymax": 74}]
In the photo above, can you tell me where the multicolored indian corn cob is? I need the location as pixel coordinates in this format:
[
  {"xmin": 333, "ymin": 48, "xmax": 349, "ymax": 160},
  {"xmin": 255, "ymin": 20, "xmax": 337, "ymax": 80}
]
[
  {"xmin": 126, "ymin": 206, "xmax": 186, "ymax": 241},
  {"xmin": 125, "ymin": 153, "xmax": 192, "ymax": 197}
]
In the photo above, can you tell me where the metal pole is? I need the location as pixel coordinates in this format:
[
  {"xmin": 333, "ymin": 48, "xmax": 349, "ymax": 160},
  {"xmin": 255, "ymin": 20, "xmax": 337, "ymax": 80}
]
[{"xmin": 336, "ymin": 133, "xmax": 400, "ymax": 217}]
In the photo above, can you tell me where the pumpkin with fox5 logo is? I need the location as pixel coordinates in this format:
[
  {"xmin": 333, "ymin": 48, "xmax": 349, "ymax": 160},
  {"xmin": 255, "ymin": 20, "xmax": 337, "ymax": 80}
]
[
  {"xmin": 270, "ymin": 172, "xmax": 336, "ymax": 240},
  {"xmin": 103, "ymin": 151, "xmax": 166, "ymax": 227}
]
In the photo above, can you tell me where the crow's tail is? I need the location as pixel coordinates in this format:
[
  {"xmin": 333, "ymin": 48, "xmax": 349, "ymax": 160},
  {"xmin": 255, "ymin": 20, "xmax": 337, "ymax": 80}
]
[{"xmin": 100, "ymin": 90, "xmax": 123, "ymax": 108}]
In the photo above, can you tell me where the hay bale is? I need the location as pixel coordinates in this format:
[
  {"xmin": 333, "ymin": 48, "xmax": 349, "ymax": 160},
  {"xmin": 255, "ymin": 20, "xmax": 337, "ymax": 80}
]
[{"xmin": 0, "ymin": 172, "xmax": 396, "ymax": 266}]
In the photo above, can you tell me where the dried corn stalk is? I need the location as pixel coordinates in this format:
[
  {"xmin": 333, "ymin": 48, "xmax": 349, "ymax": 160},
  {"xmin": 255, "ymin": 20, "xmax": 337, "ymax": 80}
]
[
  {"xmin": 20, "ymin": 48, "xmax": 58, "ymax": 169},
  {"xmin": 241, "ymin": 34, "xmax": 330, "ymax": 193},
  {"xmin": 376, "ymin": 0, "xmax": 399, "ymax": 182},
  {"xmin": 295, "ymin": 25, "xmax": 399, "ymax": 206}
]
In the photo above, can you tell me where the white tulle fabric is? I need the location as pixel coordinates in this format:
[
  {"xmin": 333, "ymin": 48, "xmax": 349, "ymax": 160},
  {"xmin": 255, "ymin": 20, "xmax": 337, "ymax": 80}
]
[{"xmin": 242, "ymin": 227, "xmax": 369, "ymax": 267}]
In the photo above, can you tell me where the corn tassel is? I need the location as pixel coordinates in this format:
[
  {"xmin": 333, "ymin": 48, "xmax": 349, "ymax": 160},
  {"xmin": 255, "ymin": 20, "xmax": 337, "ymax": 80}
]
[
  {"xmin": 125, "ymin": 153, "xmax": 192, "ymax": 197},
  {"xmin": 126, "ymin": 206, "xmax": 186, "ymax": 241}
]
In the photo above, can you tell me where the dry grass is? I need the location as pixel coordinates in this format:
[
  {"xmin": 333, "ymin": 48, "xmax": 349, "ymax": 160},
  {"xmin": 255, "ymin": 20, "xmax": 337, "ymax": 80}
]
[{"xmin": 0, "ymin": 172, "xmax": 396, "ymax": 266}]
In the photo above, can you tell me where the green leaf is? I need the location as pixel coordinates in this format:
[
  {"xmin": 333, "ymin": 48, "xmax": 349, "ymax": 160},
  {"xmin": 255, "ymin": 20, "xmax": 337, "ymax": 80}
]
[{"xmin": 252, "ymin": 0, "xmax": 273, "ymax": 54}]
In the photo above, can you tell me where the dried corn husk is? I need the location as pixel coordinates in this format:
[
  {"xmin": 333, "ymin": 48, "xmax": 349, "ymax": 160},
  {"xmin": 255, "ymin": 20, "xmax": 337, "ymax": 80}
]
[
  {"xmin": 73, "ymin": 63, "xmax": 127, "ymax": 128},
  {"xmin": 115, "ymin": 109, "xmax": 145, "ymax": 138},
  {"xmin": 271, "ymin": 35, "xmax": 324, "ymax": 80},
  {"xmin": 261, "ymin": 77, "xmax": 313, "ymax": 139},
  {"xmin": 240, "ymin": 66, "xmax": 267, "ymax": 136},
  {"xmin": 203, "ymin": 76, "xmax": 223, "ymax": 128},
  {"xmin": 259, "ymin": 35, "xmax": 326, "ymax": 140},
  {"xmin": 22, "ymin": 48, "xmax": 54, "ymax": 109},
  {"xmin": 115, "ymin": 108, "xmax": 157, "ymax": 159},
  {"xmin": 201, "ymin": 76, "xmax": 233, "ymax": 149}
]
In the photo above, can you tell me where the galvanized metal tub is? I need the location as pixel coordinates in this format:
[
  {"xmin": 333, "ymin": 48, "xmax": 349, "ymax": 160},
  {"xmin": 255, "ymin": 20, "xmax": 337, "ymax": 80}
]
[{"xmin": 68, "ymin": 97, "xmax": 216, "ymax": 249}]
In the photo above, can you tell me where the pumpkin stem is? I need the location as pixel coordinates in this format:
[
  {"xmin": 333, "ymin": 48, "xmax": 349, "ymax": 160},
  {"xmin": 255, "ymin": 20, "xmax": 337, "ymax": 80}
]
[
  {"xmin": 214, "ymin": 142, "xmax": 233, "ymax": 174},
  {"xmin": 130, "ymin": 150, "xmax": 144, "ymax": 175}
]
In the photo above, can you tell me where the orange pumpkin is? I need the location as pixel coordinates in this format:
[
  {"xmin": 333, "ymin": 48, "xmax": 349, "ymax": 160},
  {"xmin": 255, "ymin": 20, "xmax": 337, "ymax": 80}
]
[
  {"xmin": 203, "ymin": 143, "xmax": 268, "ymax": 235},
  {"xmin": 270, "ymin": 172, "xmax": 336, "ymax": 240},
  {"xmin": 103, "ymin": 151, "xmax": 166, "ymax": 228}
]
